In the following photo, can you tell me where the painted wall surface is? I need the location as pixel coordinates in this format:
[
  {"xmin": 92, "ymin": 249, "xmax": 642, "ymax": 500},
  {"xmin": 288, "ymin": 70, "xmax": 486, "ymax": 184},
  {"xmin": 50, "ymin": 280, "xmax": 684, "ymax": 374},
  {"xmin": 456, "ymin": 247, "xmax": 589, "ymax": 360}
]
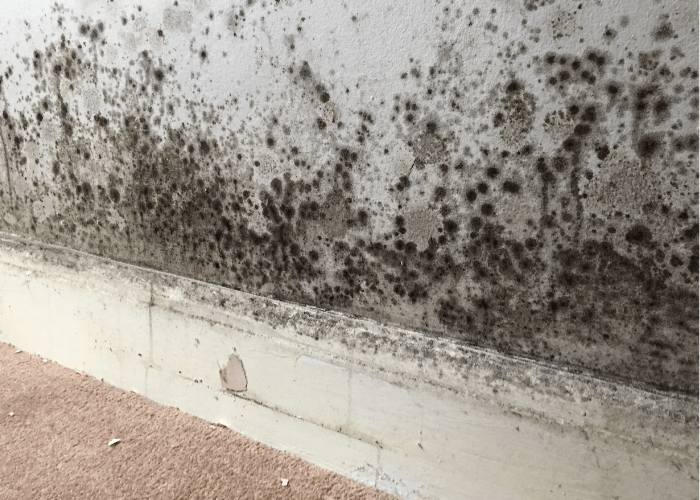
[{"xmin": 0, "ymin": 0, "xmax": 697, "ymax": 395}]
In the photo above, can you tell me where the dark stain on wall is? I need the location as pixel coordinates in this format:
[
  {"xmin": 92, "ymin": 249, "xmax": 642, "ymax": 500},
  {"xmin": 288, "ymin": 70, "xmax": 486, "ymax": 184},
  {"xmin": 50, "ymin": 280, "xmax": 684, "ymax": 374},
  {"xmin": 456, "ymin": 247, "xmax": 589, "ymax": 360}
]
[{"xmin": 0, "ymin": 2, "xmax": 697, "ymax": 396}]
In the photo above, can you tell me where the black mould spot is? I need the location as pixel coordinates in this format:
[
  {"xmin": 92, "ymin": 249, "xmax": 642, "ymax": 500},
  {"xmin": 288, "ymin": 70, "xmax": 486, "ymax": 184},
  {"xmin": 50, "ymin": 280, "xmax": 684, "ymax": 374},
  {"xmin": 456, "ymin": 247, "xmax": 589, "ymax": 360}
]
[
  {"xmin": 635, "ymin": 86, "xmax": 657, "ymax": 108},
  {"xmin": 596, "ymin": 144, "xmax": 610, "ymax": 160},
  {"xmin": 506, "ymin": 80, "xmax": 521, "ymax": 93},
  {"xmin": 154, "ymin": 69, "xmax": 164, "ymax": 81},
  {"xmin": 359, "ymin": 111, "xmax": 373, "ymax": 124},
  {"xmin": 535, "ymin": 156, "xmax": 547, "ymax": 173},
  {"xmin": 477, "ymin": 182, "xmax": 488, "ymax": 194},
  {"xmin": 625, "ymin": 224, "xmax": 653, "ymax": 246},
  {"xmin": 562, "ymin": 138, "xmax": 580, "ymax": 152},
  {"xmin": 320, "ymin": 92, "xmax": 330, "ymax": 103},
  {"xmin": 585, "ymin": 50, "xmax": 606, "ymax": 67},
  {"xmin": 299, "ymin": 62, "xmax": 312, "ymax": 79},
  {"xmin": 603, "ymin": 26, "xmax": 618, "ymax": 40},
  {"xmin": 493, "ymin": 112, "xmax": 504, "ymax": 127},
  {"xmin": 434, "ymin": 186, "xmax": 447, "ymax": 201},
  {"xmin": 481, "ymin": 203, "xmax": 494, "ymax": 216},
  {"xmin": 270, "ymin": 178, "xmax": 282, "ymax": 195},
  {"xmin": 266, "ymin": 137, "xmax": 275, "ymax": 148},
  {"xmin": 581, "ymin": 106, "xmax": 596, "ymax": 122},
  {"xmin": 200, "ymin": 49, "xmax": 208, "ymax": 60},
  {"xmin": 683, "ymin": 223, "xmax": 698, "ymax": 241},
  {"xmin": 673, "ymin": 134, "xmax": 699, "ymax": 152},
  {"xmin": 486, "ymin": 167, "xmax": 499, "ymax": 178},
  {"xmin": 109, "ymin": 187, "xmax": 120, "ymax": 203},
  {"xmin": 606, "ymin": 83, "xmax": 619, "ymax": 96},
  {"xmin": 502, "ymin": 180, "xmax": 521, "ymax": 193},
  {"xmin": 653, "ymin": 98, "xmax": 670, "ymax": 120},
  {"xmin": 199, "ymin": 140, "xmax": 211, "ymax": 155},
  {"xmin": 426, "ymin": 121, "xmax": 437, "ymax": 134},
  {"xmin": 466, "ymin": 189, "xmax": 477, "ymax": 202},
  {"xmin": 317, "ymin": 118, "xmax": 327, "ymax": 130},
  {"xmin": 358, "ymin": 210, "xmax": 368, "ymax": 226},
  {"xmin": 573, "ymin": 124, "xmax": 591, "ymax": 136},
  {"xmin": 443, "ymin": 219, "xmax": 459, "ymax": 234},
  {"xmin": 653, "ymin": 21, "xmax": 676, "ymax": 41},
  {"xmin": 636, "ymin": 134, "xmax": 663, "ymax": 159}
]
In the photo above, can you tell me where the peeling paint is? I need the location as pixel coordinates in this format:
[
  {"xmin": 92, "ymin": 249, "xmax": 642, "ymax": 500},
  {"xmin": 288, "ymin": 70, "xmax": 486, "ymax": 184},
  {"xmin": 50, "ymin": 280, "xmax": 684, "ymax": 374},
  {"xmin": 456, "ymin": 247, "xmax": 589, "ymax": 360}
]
[{"xmin": 220, "ymin": 353, "xmax": 247, "ymax": 392}]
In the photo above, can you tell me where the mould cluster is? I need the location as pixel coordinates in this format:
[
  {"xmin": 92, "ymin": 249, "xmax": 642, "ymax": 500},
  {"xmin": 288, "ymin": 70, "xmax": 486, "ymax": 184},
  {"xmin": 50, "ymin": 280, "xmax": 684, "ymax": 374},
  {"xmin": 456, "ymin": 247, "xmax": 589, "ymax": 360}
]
[{"xmin": 0, "ymin": 1, "xmax": 697, "ymax": 395}]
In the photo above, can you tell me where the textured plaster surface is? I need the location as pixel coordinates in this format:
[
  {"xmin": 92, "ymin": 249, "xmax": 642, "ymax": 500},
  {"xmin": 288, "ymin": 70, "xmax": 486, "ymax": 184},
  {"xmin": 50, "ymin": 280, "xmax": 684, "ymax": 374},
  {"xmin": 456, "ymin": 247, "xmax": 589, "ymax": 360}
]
[{"xmin": 0, "ymin": 0, "xmax": 697, "ymax": 394}]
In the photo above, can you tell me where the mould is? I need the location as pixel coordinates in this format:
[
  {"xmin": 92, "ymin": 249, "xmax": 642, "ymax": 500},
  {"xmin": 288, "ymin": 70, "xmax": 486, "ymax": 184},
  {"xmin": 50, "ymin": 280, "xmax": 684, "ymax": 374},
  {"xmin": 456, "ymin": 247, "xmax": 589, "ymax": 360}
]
[
  {"xmin": 653, "ymin": 17, "xmax": 677, "ymax": 41},
  {"xmin": 0, "ymin": 0, "xmax": 697, "ymax": 397}
]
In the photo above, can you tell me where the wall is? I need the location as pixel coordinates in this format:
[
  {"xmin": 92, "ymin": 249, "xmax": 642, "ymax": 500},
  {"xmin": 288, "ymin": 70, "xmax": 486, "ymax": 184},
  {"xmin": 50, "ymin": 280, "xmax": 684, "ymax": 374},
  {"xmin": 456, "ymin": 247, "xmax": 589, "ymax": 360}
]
[{"xmin": 0, "ymin": 0, "xmax": 697, "ymax": 395}]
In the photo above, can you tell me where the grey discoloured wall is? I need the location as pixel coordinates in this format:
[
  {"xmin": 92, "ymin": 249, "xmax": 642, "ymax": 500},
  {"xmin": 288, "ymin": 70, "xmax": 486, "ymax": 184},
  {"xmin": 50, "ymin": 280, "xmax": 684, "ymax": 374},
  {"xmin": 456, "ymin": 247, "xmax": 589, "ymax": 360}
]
[{"xmin": 0, "ymin": 0, "xmax": 697, "ymax": 395}]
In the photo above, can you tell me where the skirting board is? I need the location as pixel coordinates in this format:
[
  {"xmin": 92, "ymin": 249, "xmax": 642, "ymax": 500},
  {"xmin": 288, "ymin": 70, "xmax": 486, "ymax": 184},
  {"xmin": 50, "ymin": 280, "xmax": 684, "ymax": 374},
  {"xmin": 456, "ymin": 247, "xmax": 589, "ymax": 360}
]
[{"xmin": 0, "ymin": 232, "xmax": 697, "ymax": 500}]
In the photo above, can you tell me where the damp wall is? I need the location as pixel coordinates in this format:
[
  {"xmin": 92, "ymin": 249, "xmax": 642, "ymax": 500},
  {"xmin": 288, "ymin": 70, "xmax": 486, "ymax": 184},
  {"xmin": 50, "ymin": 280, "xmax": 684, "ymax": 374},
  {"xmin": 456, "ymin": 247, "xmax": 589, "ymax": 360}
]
[{"xmin": 0, "ymin": 0, "xmax": 697, "ymax": 396}]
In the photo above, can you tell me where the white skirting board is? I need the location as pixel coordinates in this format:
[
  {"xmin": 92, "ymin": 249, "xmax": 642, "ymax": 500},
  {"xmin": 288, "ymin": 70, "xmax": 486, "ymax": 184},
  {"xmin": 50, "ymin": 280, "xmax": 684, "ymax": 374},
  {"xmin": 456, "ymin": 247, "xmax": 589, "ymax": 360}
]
[{"xmin": 0, "ymin": 232, "xmax": 697, "ymax": 500}]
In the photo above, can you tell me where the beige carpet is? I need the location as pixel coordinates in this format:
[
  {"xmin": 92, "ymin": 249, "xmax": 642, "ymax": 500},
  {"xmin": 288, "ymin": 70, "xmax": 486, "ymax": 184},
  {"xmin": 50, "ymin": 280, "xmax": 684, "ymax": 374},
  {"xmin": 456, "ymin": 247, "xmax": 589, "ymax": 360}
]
[{"xmin": 0, "ymin": 341, "xmax": 394, "ymax": 500}]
